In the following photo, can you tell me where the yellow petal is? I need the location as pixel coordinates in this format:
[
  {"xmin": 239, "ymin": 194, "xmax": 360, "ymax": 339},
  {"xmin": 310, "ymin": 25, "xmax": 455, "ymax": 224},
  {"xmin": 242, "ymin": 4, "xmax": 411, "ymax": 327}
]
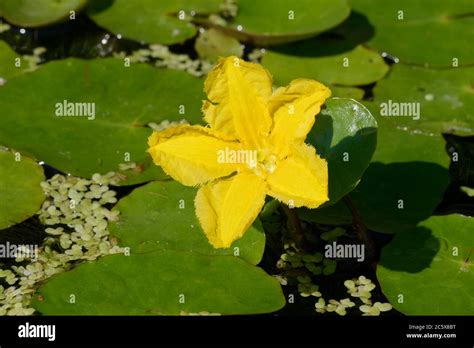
[
  {"xmin": 266, "ymin": 143, "xmax": 328, "ymax": 208},
  {"xmin": 147, "ymin": 125, "xmax": 240, "ymax": 186},
  {"xmin": 269, "ymin": 79, "xmax": 331, "ymax": 157},
  {"xmin": 195, "ymin": 172, "xmax": 266, "ymax": 248},
  {"xmin": 203, "ymin": 56, "xmax": 273, "ymax": 148}
]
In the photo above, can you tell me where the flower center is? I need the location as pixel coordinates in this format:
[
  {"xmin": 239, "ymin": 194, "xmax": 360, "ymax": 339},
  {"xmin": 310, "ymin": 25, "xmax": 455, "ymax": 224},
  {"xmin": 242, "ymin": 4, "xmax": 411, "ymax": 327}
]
[
  {"xmin": 247, "ymin": 149, "xmax": 278, "ymax": 175},
  {"xmin": 263, "ymin": 154, "xmax": 277, "ymax": 173}
]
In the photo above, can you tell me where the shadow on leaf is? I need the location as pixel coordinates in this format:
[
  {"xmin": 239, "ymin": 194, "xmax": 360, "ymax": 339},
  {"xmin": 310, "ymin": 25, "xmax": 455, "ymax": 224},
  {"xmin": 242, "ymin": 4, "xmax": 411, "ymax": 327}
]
[
  {"xmin": 379, "ymin": 226, "xmax": 440, "ymax": 273},
  {"xmin": 350, "ymin": 161, "xmax": 450, "ymax": 234},
  {"xmin": 270, "ymin": 11, "xmax": 375, "ymax": 58}
]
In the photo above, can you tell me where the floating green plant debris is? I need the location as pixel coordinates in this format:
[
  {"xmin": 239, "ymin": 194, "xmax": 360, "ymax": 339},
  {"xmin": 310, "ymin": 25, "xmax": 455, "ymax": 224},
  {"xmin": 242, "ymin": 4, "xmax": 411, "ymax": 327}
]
[
  {"xmin": 0, "ymin": 172, "xmax": 123, "ymax": 315},
  {"xmin": 0, "ymin": 22, "xmax": 10, "ymax": 33},
  {"xmin": 114, "ymin": 44, "xmax": 214, "ymax": 77}
]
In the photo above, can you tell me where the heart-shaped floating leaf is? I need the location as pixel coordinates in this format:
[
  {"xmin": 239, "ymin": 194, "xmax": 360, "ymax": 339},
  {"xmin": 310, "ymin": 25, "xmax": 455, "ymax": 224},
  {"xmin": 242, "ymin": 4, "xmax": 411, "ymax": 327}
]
[
  {"xmin": 377, "ymin": 214, "xmax": 474, "ymax": 315},
  {"xmin": 32, "ymin": 250, "xmax": 285, "ymax": 315},
  {"xmin": 0, "ymin": 40, "xmax": 27, "ymax": 82},
  {"xmin": 216, "ymin": 0, "xmax": 350, "ymax": 45},
  {"xmin": 109, "ymin": 181, "xmax": 265, "ymax": 265},
  {"xmin": 0, "ymin": 0, "xmax": 87, "ymax": 27},
  {"xmin": 0, "ymin": 151, "xmax": 45, "ymax": 230},
  {"xmin": 306, "ymin": 98, "xmax": 377, "ymax": 206},
  {"xmin": 373, "ymin": 64, "xmax": 474, "ymax": 136},
  {"xmin": 262, "ymin": 37, "xmax": 389, "ymax": 86},
  {"xmin": 0, "ymin": 58, "xmax": 204, "ymax": 182},
  {"xmin": 348, "ymin": 103, "xmax": 450, "ymax": 233},
  {"xmin": 87, "ymin": 0, "xmax": 223, "ymax": 45},
  {"xmin": 352, "ymin": 0, "xmax": 474, "ymax": 67}
]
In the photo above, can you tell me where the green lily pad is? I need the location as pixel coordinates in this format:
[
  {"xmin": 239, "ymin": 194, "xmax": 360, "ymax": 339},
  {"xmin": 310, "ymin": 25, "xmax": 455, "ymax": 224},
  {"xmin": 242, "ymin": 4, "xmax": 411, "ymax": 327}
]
[
  {"xmin": 0, "ymin": 58, "xmax": 205, "ymax": 181},
  {"xmin": 352, "ymin": 0, "xmax": 474, "ymax": 67},
  {"xmin": 87, "ymin": 0, "xmax": 223, "ymax": 45},
  {"xmin": 367, "ymin": 103, "xmax": 451, "ymax": 166},
  {"xmin": 0, "ymin": 151, "xmax": 45, "ymax": 230},
  {"xmin": 307, "ymin": 98, "xmax": 377, "ymax": 205},
  {"xmin": 348, "ymin": 103, "xmax": 450, "ymax": 233},
  {"xmin": 330, "ymin": 86, "xmax": 364, "ymax": 100},
  {"xmin": 218, "ymin": 0, "xmax": 350, "ymax": 45},
  {"xmin": 372, "ymin": 64, "xmax": 474, "ymax": 136},
  {"xmin": 195, "ymin": 28, "xmax": 243, "ymax": 61},
  {"xmin": 377, "ymin": 214, "xmax": 474, "ymax": 315},
  {"xmin": 0, "ymin": 40, "xmax": 27, "ymax": 82},
  {"xmin": 109, "ymin": 181, "xmax": 266, "ymax": 265},
  {"xmin": 262, "ymin": 36, "xmax": 389, "ymax": 86},
  {"xmin": 0, "ymin": 0, "xmax": 87, "ymax": 27},
  {"xmin": 32, "ymin": 250, "xmax": 285, "ymax": 315}
]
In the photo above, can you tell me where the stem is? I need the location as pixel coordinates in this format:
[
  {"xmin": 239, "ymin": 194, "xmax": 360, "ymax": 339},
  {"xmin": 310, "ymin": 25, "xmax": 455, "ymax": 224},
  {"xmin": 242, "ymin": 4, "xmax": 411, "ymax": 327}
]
[
  {"xmin": 281, "ymin": 204, "xmax": 306, "ymax": 250},
  {"xmin": 343, "ymin": 197, "xmax": 375, "ymax": 262}
]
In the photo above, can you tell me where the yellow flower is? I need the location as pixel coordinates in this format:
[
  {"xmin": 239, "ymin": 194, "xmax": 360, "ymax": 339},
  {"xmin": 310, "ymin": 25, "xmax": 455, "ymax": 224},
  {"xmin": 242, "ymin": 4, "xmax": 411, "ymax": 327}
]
[{"xmin": 148, "ymin": 56, "xmax": 331, "ymax": 248}]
